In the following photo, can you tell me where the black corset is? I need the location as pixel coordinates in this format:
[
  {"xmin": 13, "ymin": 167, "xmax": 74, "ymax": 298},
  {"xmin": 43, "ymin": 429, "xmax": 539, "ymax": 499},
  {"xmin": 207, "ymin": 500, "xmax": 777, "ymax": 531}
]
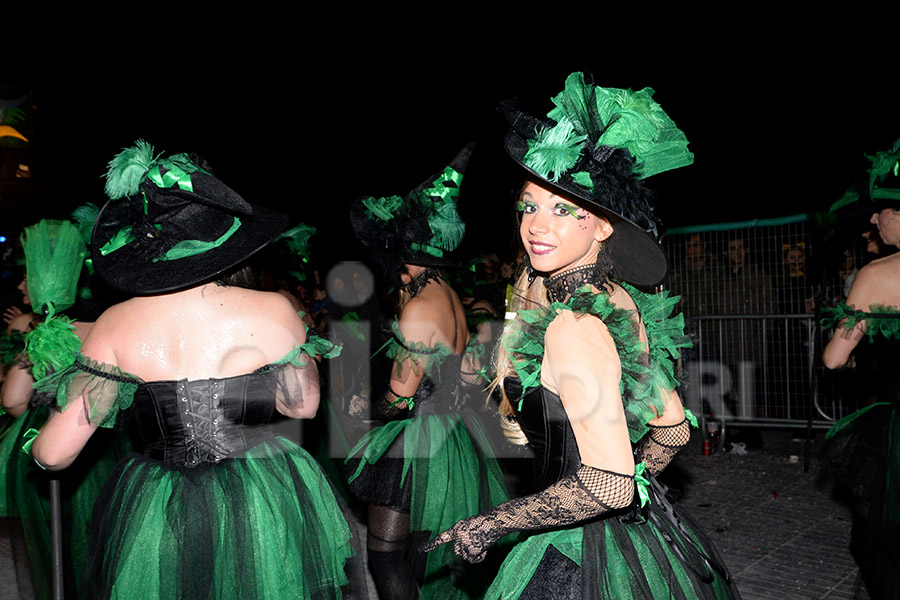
[
  {"xmin": 504, "ymin": 378, "xmax": 582, "ymax": 489},
  {"xmin": 132, "ymin": 374, "xmax": 277, "ymax": 467},
  {"xmin": 407, "ymin": 354, "xmax": 466, "ymax": 416}
]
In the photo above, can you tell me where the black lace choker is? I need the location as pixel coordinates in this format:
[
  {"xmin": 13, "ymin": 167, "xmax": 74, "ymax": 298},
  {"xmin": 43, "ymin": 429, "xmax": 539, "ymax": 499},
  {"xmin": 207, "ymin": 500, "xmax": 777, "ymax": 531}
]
[
  {"xmin": 544, "ymin": 264, "xmax": 608, "ymax": 302},
  {"xmin": 403, "ymin": 267, "xmax": 441, "ymax": 297}
]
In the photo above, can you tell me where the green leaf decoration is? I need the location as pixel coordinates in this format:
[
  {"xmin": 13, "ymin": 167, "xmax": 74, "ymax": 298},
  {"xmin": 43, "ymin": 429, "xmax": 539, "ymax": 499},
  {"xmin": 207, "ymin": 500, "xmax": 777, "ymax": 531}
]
[
  {"xmin": 362, "ymin": 195, "xmax": 404, "ymax": 221},
  {"xmin": 105, "ymin": 140, "xmax": 159, "ymax": 200}
]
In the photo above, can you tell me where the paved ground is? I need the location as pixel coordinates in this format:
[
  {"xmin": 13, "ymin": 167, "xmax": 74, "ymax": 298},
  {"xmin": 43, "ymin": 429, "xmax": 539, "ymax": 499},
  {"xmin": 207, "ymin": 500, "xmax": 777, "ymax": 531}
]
[
  {"xmin": 0, "ymin": 429, "xmax": 867, "ymax": 599},
  {"xmin": 668, "ymin": 429, "xmax": 866, "ymax": 599}
]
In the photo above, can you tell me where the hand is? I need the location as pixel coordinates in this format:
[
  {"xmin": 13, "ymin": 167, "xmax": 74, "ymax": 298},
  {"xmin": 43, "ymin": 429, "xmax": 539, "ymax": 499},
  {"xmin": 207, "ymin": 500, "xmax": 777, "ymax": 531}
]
[
  {"xmin": 419, "ymin": 513, "xmax": 506, "ymax": 564},
  {"xmin": 3, "ymin": 306, "xmax": 22, "ymax": 324},
  {"xmin": 348, "ymin": 394, "xmax": 370, "ymax": 418}
]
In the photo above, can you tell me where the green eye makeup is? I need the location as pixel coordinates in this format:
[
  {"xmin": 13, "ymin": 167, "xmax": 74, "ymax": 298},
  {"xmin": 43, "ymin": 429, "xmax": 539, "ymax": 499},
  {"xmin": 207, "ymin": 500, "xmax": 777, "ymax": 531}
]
[{"xmin": 556, "ymin": 204, "xmax": 585, "ymax": 219}]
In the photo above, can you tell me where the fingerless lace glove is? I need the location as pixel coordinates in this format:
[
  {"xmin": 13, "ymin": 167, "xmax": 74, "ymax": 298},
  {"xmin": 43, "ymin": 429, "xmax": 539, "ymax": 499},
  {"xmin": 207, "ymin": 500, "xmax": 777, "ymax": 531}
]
[
  {"xmin": 634, "ymin": 418, "xmax": 690, "ymax": 476},
  {"xmin": 377, "ymin": 388, "xmax": 413, "ymax": 419},
  {"xmin": 426, "ymin": 464, "xmax": 635, "ymax": 563}
]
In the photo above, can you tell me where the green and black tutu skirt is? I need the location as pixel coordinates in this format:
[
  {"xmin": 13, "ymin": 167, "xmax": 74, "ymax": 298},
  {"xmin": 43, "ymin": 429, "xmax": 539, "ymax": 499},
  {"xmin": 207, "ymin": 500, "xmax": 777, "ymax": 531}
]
[
  {"xmin": 487, "ymin": 477, "xmax": 739, "ymax": 600},
  {"xmin": 347, "ymin": 411, "xmax": 510, "ymax": 598},
  {"xmin": 85, "ymin": 437, "xmax": 355, "ymax": 600}
]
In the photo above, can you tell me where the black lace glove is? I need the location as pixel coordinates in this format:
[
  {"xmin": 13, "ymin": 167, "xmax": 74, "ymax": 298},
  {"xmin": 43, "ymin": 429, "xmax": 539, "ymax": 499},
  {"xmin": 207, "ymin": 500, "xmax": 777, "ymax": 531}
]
[
  {"xmin": 634, "ymin": 418, "xmax": 690, "ymax": 476},
  {"xmin": 422, "ymin": 464, "xmax": 635, "ymax": 563},
  {"xmin": 376, "ymin": 388, "xmax": 414, "ymax": 419}
]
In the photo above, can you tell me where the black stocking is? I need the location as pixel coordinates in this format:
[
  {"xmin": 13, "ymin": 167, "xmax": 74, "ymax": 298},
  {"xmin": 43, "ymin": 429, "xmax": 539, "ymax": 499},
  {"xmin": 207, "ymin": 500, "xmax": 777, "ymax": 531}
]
[{"xmin": 367, "ymin": 504, "xmax": 418, "ymax": 600}]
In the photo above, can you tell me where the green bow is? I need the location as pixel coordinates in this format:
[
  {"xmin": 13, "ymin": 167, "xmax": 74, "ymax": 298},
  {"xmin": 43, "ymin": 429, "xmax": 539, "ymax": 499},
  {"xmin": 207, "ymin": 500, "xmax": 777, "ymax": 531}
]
[{"xmin": 634, "ymin": 461, "xmax": 651, "ymax": 508}]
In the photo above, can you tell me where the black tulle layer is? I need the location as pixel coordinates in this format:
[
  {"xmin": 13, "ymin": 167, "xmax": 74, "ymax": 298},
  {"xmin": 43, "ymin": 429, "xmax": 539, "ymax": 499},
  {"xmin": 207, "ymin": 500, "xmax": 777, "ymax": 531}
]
[{"xmin": 84, "ymin": 437, "xmax": 355, "ymax": 600}]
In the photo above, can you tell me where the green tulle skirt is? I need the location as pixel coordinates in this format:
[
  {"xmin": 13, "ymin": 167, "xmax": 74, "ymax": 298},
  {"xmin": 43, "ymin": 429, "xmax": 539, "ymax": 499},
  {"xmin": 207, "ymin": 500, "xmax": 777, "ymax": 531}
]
[
  {"xmin": 0, "ymin": 406, "xmax": 130, "ymax": 600},
  {"xmin": 346, "ymin": 411, "xmax": 510, "ymax": 599},
  {"xmin": 85, "ymin": 436, "xmax": 355, "ymax": 600},
  {"xmin": 486, "ymin": 479, "xmax": 739, "ymax": 600}
]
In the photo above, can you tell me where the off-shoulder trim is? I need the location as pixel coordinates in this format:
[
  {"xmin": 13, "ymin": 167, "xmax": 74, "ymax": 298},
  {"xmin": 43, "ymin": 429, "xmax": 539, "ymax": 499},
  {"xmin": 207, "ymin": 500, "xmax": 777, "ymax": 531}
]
[
  {"xmin": 377, "ymin": 321, "xmax": 454, "ymax": 378},
  {"xmin": 821, "ymin": 301, "xmax": 900, "ymax": 340},
  {"xmin": 503, "ymin": 282, "xmax": 691, "ymax": 442}
]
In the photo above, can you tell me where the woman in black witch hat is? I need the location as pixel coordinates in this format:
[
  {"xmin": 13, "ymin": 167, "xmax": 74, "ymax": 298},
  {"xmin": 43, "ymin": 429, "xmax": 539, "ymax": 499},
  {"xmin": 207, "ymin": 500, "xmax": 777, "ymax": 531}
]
[
  {"xmin": 30, "ymin": 141, "xmax": 356, "ymax": 599},
  {"xmin": 345, "ymin": 145, "xmax": 510, "ymax": 599},
  {"xmin": 424, "ymin": 73, "xmax": 740, "ymax": 599}
]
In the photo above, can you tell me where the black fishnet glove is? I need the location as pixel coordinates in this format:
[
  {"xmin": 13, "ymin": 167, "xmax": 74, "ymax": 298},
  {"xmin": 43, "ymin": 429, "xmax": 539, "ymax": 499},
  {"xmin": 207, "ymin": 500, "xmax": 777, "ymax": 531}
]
[
  {"xmin": 422, "ymin": 464, "xmax": 635, "ymax": 563},
  {"xmin": 634, "ymin": 418, "xmax": 690, "ymax": 476},
  {"xmin": 376, "ymin": 388, "xmax": 413, "ymax": 419}
]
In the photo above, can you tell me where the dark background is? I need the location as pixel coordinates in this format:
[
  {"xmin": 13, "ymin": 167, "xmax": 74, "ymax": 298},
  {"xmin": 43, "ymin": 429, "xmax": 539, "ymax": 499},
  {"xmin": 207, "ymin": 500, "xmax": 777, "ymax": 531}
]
[{"xmin": 4, "ymin": 10, "xmax": 900, "ymax": 267}]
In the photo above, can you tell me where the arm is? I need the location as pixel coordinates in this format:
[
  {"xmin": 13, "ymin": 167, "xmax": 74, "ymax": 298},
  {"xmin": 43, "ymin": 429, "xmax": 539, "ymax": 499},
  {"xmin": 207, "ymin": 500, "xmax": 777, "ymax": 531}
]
[
  {"xmin": 1, "ymin": 361, "xmax": 34, "ymax": 417},
  {"xmin": 273, "ymin": 296, "xmax": 320, "ymax": 419},
  {"xmin": 637, "ymin": 388, "xmax": 690, "ymax": 476},
  {"xmin": 30, "ymin": 330, "xmax": 113, "ymax": 470},
  {"xmin": 425, "ymin": 312, "xmax": 636, "ymax": 562},
  {"xmin": 1, "ymin": 314, "xmax": 41, "ymax": 416},
  {"xmin": 823, "ymin": 265, "xmax": 875, "ymax": 370},
  {"xmin": 379, "ymin": 298, "xmax": 434, "ymax": 416}
]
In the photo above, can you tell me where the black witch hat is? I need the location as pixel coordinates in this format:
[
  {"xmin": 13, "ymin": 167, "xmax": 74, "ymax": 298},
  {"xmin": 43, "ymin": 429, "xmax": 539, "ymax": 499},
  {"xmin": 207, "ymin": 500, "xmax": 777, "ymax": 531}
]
[{"xmin": 92, "ymin": 141, "xmax": 288, "ymax": 295}]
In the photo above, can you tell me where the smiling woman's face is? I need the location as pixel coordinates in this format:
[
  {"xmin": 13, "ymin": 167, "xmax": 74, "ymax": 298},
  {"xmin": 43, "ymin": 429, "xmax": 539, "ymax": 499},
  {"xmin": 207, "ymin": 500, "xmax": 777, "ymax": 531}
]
[{"xmin": 518, "ymin": 181, "xmax": 612, "ymax": 276}]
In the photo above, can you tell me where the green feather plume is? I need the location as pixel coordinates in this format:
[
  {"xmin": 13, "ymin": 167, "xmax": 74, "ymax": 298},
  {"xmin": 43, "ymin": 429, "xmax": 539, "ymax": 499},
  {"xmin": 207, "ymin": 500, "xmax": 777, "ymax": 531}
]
[
  {"xmin": 24, "ymin": 316, "xmax": 81, "ymax": 381},
  {"xmin": 867, "ymin": 139, "xmax": 900, "ymax": 200},
  {"xmin": 276, "ymin": 223, "xmax": 317, "ymax": 262},
  {"xmin": 524, "ymin": 118, "xmax": 586, "ymax": 182},
  {"xmin": 527, "ymin": 73, "xmax": 692, "ymax": 181},
  {"xmin": 70, "ymin": 202, "xmax": 100, "ymax": 244},
  {"xmin": 104, "ymin": 139, "xmax": 159, "ymax": 200},
  {"xmin": 427, "ymin": 201, "xmax": 465, "ymax": 252},
  {"xmin": 594, "ymin": 87, "xmax": 692, "ymax": 178}
]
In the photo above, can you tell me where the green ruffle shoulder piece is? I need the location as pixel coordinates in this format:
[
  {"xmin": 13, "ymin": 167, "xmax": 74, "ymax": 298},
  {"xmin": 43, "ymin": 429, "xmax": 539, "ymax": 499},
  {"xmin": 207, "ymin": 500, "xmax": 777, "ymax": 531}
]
[
  {"xmin": 380, "ymin": 321, "xmax": 454, "ymax": 379},
  {"xmin": 504, "ymin": 283, "xmax": 690, "ymax": 442},
  {"xmin": 32, "ymin": 353, "xmax": 141, "ymax": 429},
  {"xmin": 463, "ymin": 334, "xmax": 492, "ymax": 383},
  {"xmin": 821, "ymin": 302, "xmax": 900, "ymax": 340},
  {"xmin": 0, "ymin": 329, "xmax": 26, "ymax": 368},
  {"xmin": 268, "ymin": 326, "xmax": 343, "ymax": 364}
]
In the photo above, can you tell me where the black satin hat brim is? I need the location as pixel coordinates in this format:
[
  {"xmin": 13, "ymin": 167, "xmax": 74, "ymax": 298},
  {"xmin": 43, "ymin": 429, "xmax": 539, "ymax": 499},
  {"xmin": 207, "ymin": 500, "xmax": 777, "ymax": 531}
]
[{"xmin": 91, "ymin": 198, "xmax": 289, "ymax": 295}]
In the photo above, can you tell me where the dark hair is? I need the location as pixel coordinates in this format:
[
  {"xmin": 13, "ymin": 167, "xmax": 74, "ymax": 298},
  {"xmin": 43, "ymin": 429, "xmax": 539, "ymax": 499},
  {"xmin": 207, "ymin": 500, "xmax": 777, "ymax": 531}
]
[{"xmin": 581, "ymin": 148, "xmax": 659, "ymax": 236}]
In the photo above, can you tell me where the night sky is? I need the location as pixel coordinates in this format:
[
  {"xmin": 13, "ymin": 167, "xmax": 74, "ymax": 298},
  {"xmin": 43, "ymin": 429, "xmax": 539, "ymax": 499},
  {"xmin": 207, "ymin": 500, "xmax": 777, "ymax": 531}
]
[{"xmin": 6, "ymin": 12, "xmax": 900, "ymax": 268}]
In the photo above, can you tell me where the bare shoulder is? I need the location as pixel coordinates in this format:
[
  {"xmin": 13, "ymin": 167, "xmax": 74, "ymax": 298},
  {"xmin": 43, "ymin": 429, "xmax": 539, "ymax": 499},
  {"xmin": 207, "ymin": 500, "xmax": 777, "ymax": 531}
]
[
  {"xmin": 848, "ymin": 255, "xmax": 900, "ymax": 308},
  {"xmin": 397, "ymin": 295, "xmax": 440, "ymax": 342},
  {"xmin": 545, "ymin": 310, "xmax": 620, "ymax": 374}
]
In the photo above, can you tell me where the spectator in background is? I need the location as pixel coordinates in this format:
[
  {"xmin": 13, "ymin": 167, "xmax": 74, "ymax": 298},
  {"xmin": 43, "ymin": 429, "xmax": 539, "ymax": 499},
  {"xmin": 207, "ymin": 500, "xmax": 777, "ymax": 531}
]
[{"xmin": 716, "ymin": 235, "xmax": 774, "ymax": 416}]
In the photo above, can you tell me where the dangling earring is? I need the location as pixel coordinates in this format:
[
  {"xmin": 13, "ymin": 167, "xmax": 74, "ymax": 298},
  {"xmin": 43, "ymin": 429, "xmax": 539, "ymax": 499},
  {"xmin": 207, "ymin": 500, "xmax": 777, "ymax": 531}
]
[{"xmin": 523, "ymin": 253, "xmax": 536, "ymax": 284}]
